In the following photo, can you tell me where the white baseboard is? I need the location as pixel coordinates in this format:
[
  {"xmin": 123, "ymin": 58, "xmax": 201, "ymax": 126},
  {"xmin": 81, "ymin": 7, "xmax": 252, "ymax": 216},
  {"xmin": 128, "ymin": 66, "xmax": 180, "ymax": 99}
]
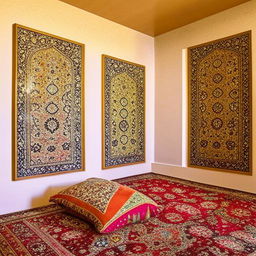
[{"xmin": 151, "ymin": 162, "xmax": 256, "ymax": 194}]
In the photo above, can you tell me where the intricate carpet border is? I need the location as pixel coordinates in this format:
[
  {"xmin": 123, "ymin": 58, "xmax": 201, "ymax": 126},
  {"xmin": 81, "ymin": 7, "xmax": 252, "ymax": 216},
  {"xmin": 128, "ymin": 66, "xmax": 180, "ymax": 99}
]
[{"xmin": 0, "ymin": 204, "xmax": 63, "ymax": 224}]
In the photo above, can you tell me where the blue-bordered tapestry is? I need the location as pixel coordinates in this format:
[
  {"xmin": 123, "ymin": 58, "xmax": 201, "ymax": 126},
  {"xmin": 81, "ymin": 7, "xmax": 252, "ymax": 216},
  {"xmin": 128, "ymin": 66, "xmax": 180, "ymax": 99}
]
[
  {"xmin": 188, "ymin": 31, "xmax": 252, "ymax": 174},
  {"xmin": 102, "ymin": 55, "xmax": 145, "ymax": 169},
  {"xmin": 13, "ymin": 24, "xmax": 85, "ymax": 180}
]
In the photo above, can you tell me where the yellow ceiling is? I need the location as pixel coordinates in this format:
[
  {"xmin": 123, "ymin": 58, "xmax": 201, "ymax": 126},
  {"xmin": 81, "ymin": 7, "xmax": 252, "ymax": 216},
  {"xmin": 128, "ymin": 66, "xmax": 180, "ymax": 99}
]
[{"xmin": 59, "ymin": 0, "xmax": 250, "ymax": 36}]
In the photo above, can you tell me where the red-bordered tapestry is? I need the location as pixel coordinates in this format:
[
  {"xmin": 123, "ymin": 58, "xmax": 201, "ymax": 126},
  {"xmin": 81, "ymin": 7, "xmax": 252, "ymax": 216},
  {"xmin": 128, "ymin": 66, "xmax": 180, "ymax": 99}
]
[{"xmin": 188, "ymin": 31, "xmax": 252, "ymax": 174}]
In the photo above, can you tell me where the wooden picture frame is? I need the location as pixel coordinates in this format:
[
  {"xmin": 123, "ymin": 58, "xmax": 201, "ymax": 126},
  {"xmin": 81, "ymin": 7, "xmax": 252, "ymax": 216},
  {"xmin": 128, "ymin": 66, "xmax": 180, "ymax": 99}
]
[
  {"xmin": 187, "ymin": 31, "xmax": 252, "ymax": 175},
  {"xmin": 13, "ymin": 24, "xmax": 85, "ymax": 180},
  {"xmin": 102, "ymin": 55, "xmax": 145, "ymax": 169}
]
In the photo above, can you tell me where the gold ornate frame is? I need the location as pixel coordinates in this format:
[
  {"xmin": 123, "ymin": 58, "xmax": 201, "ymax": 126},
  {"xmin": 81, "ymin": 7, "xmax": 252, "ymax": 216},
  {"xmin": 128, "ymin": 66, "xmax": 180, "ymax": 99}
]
[
  {"xmin": 102, "ymin": 54, "xmax": 146, "ymax": 169},
  {"xmin": 187, "ymin": 31, "xmax": 252, "ymax": 175},
  {"xmin": 13, "ymin": 24, "xmax": 85, "ymax": 180}
]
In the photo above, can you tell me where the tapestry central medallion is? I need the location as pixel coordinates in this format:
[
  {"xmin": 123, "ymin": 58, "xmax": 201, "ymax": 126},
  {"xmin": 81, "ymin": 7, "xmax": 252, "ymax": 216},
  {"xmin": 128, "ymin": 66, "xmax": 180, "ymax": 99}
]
[
  {"xmin": 110, "ymin": 73, "xmax": 138, "ymax": 157},
  {"xmin": 27, "ymin": 47, "xmax": 74, "ymax": 167}
]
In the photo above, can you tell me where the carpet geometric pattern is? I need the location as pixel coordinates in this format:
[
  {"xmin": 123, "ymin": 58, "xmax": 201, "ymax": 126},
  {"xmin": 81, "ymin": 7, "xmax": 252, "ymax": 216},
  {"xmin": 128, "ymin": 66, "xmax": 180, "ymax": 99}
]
[
  {"xmin": 0, "ymin": 174, "xmax": 255, "ymax": 255},
  {"xmin": 188, "ymin": 31, "xmax": 252, "ymax": 173}
]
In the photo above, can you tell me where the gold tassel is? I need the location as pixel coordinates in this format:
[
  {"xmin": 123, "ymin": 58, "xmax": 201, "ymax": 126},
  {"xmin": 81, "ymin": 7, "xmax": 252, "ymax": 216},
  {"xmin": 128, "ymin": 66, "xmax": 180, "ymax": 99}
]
[
  {"xmin": 132, "ymin": 214, "xmax": 137, "ymax": 223},
  {"xmin": 146, "ymin": 206, "xmax": 151, "ymax": 219},
  {"xmin": 127, "ymin": 214, "xmax": 132, "ymax": 224},
  {"xmin": 137, "ymin": 213, "xmax": 141, "ymax": 222}
]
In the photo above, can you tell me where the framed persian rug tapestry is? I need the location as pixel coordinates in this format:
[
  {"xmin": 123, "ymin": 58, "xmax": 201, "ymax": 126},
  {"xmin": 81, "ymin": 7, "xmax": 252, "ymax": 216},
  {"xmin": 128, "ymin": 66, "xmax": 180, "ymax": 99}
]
[
  {"xmin": 188, "ymin": 31, "xmax": 252, "ymax": 174},
  {"xmin": 13, "ymin": 24, "xmax": 85, "ymax": 180},
  {"xmin": 102, "ymin": 55, "xmax": 145, "ymax": 169}
]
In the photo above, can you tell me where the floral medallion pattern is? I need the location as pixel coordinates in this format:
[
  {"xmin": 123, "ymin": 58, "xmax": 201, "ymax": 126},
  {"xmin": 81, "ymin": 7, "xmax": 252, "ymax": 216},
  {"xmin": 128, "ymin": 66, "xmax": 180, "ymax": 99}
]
[
  {"xmin": 13, "ymin": 25, "xmax": 84, "ymax": 179},
  {"xmin": 1, "ymin": 173, "xmax": 255, "ymax": 255},
  {"xmin": 188, "ymin": 31, "xmax": 252, "ymax": 173},
  {"xmin": 102, "ymin": 55, "xmax": 145, "ymax": 168}
]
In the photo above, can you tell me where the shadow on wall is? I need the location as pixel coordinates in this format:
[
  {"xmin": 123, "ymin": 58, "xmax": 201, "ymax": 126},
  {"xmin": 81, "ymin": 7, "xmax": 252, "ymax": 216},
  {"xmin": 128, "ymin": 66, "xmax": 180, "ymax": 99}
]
[{"xmin": 30, "ymin": 182, "xmax": 76, "ymax": 209}]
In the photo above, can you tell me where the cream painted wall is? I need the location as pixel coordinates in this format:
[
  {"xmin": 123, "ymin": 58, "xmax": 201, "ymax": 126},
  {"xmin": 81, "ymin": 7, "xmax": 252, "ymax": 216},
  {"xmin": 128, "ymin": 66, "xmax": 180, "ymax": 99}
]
[
  {"xmin": 0, "ymin": 0, "xmax": 155, "ymax": 214},
  {"xmin": 154, "ymin": 0, "xmax": 256, "ymax": 193}
]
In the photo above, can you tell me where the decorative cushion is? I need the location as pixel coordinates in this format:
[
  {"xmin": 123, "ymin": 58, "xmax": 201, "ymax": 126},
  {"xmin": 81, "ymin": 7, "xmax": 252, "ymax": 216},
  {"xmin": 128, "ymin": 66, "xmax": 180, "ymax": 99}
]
[{"xmin": 50, "ymin": 178, "xmax": 160, "ymax": 233}]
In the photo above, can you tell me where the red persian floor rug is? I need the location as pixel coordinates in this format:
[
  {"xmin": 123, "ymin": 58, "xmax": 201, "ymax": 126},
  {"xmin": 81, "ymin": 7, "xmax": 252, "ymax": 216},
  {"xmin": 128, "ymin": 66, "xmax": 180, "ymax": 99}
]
[{"xmin": 0, "ymin": 174, "xmax": 255, "ymax": 256}]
